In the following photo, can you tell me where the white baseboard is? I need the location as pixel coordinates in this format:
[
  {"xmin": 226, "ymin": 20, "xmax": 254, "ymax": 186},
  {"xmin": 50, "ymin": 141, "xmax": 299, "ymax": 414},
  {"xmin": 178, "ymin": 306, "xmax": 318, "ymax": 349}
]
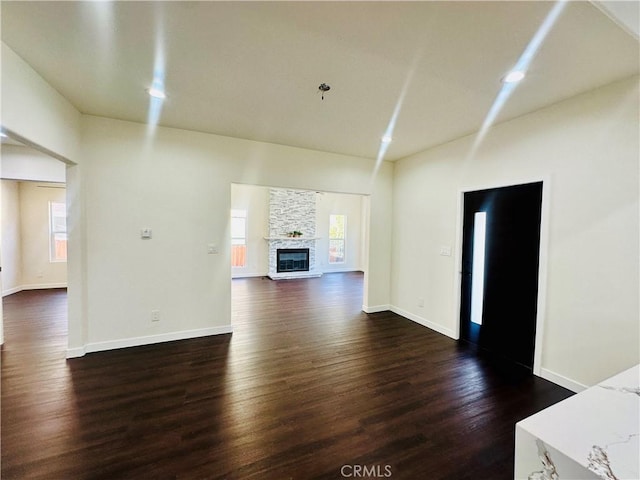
[
  {"xmin": 23, "ymin": 282, "xmax": 67, "ymax": 290},
  {"xmin": 66, "ymin": 325, "xmax": 234, "ymax": 358},
  {"xmin": 362, "ymin": 304, "xmax": 390, "ymax": 314},
  {"xmin": 232, "ymin": 272, "xmax": 268, "ymax": 279},
  {"xmin": 3, "ymin": 283, "xmax": 68, "ymax": 297},
  {"xmin": 390, "ymin": 307, "xmax": 586, "ymax": 393},
  {"xmin": 322, "ymin": 268, "xmax": 364, "ymax": 274},
  {"xmin": 66, "ymin": 346, "xmax": 87, "ymax": 359},
  {"xmin": 232, "ymin": 270, "xmax": 364, "ymax": 279},
  {"xmin": 540, "ymin": 368, "xmax": 588, "ymax": 393},
  {"xmin": 2, "ymin": 286, "xmax": 23, "ymax": 297},
  {"xmin": 387, "ymin": 306, "xmax": 586, "ymax": 393},
  {"xmin": 390, "ymin": 305, "xmax": 457, "ymax": 340}
]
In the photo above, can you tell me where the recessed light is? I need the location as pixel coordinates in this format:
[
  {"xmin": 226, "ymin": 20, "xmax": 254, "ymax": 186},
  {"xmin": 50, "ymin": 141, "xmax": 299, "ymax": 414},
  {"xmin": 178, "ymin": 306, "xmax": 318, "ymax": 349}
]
[
  {"xmin": 147, "ymin": 87, "xmax": 166, "ymax": 99},
  {"xmin": 502, "ymin": 70, "xmax": 526, "ymax": 84}
]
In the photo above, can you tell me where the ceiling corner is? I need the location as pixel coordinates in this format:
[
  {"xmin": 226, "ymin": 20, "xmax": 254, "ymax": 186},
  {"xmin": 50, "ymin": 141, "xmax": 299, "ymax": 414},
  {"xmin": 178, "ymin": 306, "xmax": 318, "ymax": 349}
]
[{"xmin": 592, "ymin": 1, "xmax": 640, "ymax": 39}]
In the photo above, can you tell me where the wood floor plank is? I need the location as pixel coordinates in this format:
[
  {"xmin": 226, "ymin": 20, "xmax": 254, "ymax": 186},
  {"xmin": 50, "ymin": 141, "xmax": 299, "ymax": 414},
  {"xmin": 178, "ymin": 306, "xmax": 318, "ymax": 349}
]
[{"xmin": 1, "ymin": 274, "xmax": 573, "ymax": 479}]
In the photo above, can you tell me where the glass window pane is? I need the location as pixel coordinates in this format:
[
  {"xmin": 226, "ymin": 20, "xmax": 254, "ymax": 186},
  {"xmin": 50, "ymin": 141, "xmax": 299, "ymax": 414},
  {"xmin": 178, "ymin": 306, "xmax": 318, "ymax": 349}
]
[
  {"xmin": 52, "ymin": 216, "xmax": 66, "ymax": 232},
  {"xmin": 230, "ymin": 209, "xmax": 247, "ymax": 267},
  {"xmin": 231, "ymin": 217, "xmax": 246, "ymax": 239},
  {"xmin": 329, "ymin": 215, "xmax": 346, "ymax": 263},
  {"xmin": 51, "ymin": 202, "xmax": 67, "ymax": 233},
  {"xmin": 231, "ymin": 245, "xmax": 246, "ymax": 267},
  {"xmin": 329, "ymin": 214, "xmax": 346, "ymax": 239},
  {"xmin": 329, "ymin": 239, "xmax": 345, "ymax": 263},
  {"xmin": 53, "ymin": 233, "xmax": 67, "ymax": 261},
  {"xmin": 471, "ymin": 212, "xmax": 487, "ymax": 326},
  {"xmin": 50, "ymin": 202, "xmax": 67, "ymax": 262},
  {"xmin": 51, "ymin": 202, "xmax": 66, "ymax": 218}
]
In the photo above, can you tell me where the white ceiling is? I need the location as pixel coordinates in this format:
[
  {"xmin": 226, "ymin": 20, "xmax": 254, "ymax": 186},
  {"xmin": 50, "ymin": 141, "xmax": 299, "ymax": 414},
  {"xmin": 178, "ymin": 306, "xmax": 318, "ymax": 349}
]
[{"xmin": 1, "ymin": 1, "xmax": 638, "ymax": 161}]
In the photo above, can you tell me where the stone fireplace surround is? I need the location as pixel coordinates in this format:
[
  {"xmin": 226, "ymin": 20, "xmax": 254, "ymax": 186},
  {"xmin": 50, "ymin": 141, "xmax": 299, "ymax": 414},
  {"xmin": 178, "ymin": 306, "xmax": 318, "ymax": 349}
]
[{"xmin": 266, "ymin": 188, "xmax": 322, "ymax": 280}]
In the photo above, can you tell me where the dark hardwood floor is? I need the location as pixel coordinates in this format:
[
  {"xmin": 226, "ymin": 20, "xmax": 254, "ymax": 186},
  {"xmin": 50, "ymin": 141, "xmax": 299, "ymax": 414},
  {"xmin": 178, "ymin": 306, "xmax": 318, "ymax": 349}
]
[{"xmin": 1, "ymin": 273, "xmax": 573, "ymax": 479}]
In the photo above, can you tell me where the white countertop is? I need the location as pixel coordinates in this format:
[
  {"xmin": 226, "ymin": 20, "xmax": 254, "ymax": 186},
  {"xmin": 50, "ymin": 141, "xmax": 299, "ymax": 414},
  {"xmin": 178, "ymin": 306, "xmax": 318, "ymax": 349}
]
[{"xmin": 517, "ymin": 365, "xmax": 639, "ymax": 479}]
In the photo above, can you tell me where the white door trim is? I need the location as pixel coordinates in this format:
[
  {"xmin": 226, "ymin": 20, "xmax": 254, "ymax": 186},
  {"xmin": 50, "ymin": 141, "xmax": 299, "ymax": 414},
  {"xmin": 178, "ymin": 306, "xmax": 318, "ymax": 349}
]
[{"xmin": 452, "ymin": 176, "xmax": 550, "ymax": 377}]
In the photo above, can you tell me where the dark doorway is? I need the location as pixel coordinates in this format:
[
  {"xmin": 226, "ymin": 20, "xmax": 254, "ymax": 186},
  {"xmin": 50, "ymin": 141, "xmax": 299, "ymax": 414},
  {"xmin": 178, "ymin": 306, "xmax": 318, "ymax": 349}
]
[{"xmin": 459, "ymin": 182, "xmax": 543, "ymax": 372}]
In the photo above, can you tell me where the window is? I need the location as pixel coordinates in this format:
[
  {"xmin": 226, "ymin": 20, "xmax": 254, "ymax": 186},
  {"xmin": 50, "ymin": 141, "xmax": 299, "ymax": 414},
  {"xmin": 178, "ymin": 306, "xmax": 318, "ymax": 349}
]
[
  {"xmin": 50, "ymin": 202, "xmax": 67, "ymax": 262},
  {"xmin": 329, "ymin": 214, "xmax": 346, "ymax": 264},
  {"xmin": 231, "ymin": 209, "xmax": 247, "ymax": 267},
  {"xmin": 470, "ymin": 212, "xmax": 487, "ymax": 325}
]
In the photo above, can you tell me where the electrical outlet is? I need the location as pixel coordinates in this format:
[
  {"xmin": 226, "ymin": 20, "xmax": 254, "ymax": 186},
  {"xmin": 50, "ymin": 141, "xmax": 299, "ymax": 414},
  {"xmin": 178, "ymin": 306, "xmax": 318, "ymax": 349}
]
[{"xmin": 151, "ymin": 310, "xmax": 160, "ymax": 322}]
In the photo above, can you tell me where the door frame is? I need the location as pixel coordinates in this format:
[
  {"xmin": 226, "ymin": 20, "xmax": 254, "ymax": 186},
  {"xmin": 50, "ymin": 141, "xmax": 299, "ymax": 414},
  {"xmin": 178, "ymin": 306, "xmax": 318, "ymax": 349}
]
[{"xmin": 452, "ymin": 176, "xmax": 551, "ymax": 377}]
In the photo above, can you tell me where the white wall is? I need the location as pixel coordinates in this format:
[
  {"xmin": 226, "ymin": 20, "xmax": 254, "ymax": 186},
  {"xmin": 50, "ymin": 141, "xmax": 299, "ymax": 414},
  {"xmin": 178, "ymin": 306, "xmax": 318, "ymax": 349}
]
[
  {"xmin": 1, "ymin": 43, "xmax": 80, "ymax": 163},
  {"xmin": 1, "ymin": 180, "xmax": 22, "ymax": 293},
  {"xmin": 75, "ymin": 115, "xmax": 393, "ymax": 354},
  {"xmin": 391, "ymin": 76, "xmax": 640, "ymax": 389},
  {"xmin": 1, "ymin": 144, "xmax": 66, "ymax": 183},
  {"xmin": 1, "ymin": 40, "xmax": 81, "ymax": 348},
  {"xmin": 316, "ymin": 191, "xmax": 364, "ymax": 273},
  {"xmin": 0, "ymin": 180, "xmax": 68, "ymax": 295},
  {"xmin": 231, "ymin": 183, "xmax": 269, "ymax": 277},
  {"xmin": 19, "ymin": 182, "xmax": 68, "ymax": 289},
  {"xmin": 231, "ymin": 185, "xmax": 366, "ymax": 277},
  {"xmin": 4, "ymin": 29, "xmax": 632, "ymax": 392},
  {"xmin": 1, "ymin": 43, "xmax": 393, "ymax": 356}
]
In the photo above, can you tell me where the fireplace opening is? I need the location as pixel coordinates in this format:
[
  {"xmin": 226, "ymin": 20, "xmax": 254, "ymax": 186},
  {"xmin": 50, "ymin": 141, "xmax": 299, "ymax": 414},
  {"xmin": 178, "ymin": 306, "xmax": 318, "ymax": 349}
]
[{"xmin": 277, "ymin": 248, "xmax": 310, "ymax": 273}]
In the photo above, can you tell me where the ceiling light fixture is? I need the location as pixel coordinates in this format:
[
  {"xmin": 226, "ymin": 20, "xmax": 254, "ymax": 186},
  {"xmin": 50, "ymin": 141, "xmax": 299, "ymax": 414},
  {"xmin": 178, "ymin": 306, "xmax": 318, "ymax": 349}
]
[
  {"xmin": 147, "ymin": 86, "xmax": 166, "ymax": 99},
  {"xmin": 381, "ymin": 135, "xmax": 393, "ymax": 144},
  {"xmin": 318, "ymin": 83, "xmax": 330, "ymax": 100},
  {"xmin": 502, "ymin": 70, "xmax": 526, "ymax": 84}
]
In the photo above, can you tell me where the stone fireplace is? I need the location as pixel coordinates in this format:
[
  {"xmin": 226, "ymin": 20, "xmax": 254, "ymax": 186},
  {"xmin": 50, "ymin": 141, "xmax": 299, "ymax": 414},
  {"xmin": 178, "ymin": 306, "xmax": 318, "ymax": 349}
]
[{"xmin": 266, "ymin": 188, "xmax": 322, "ymax": 280}]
